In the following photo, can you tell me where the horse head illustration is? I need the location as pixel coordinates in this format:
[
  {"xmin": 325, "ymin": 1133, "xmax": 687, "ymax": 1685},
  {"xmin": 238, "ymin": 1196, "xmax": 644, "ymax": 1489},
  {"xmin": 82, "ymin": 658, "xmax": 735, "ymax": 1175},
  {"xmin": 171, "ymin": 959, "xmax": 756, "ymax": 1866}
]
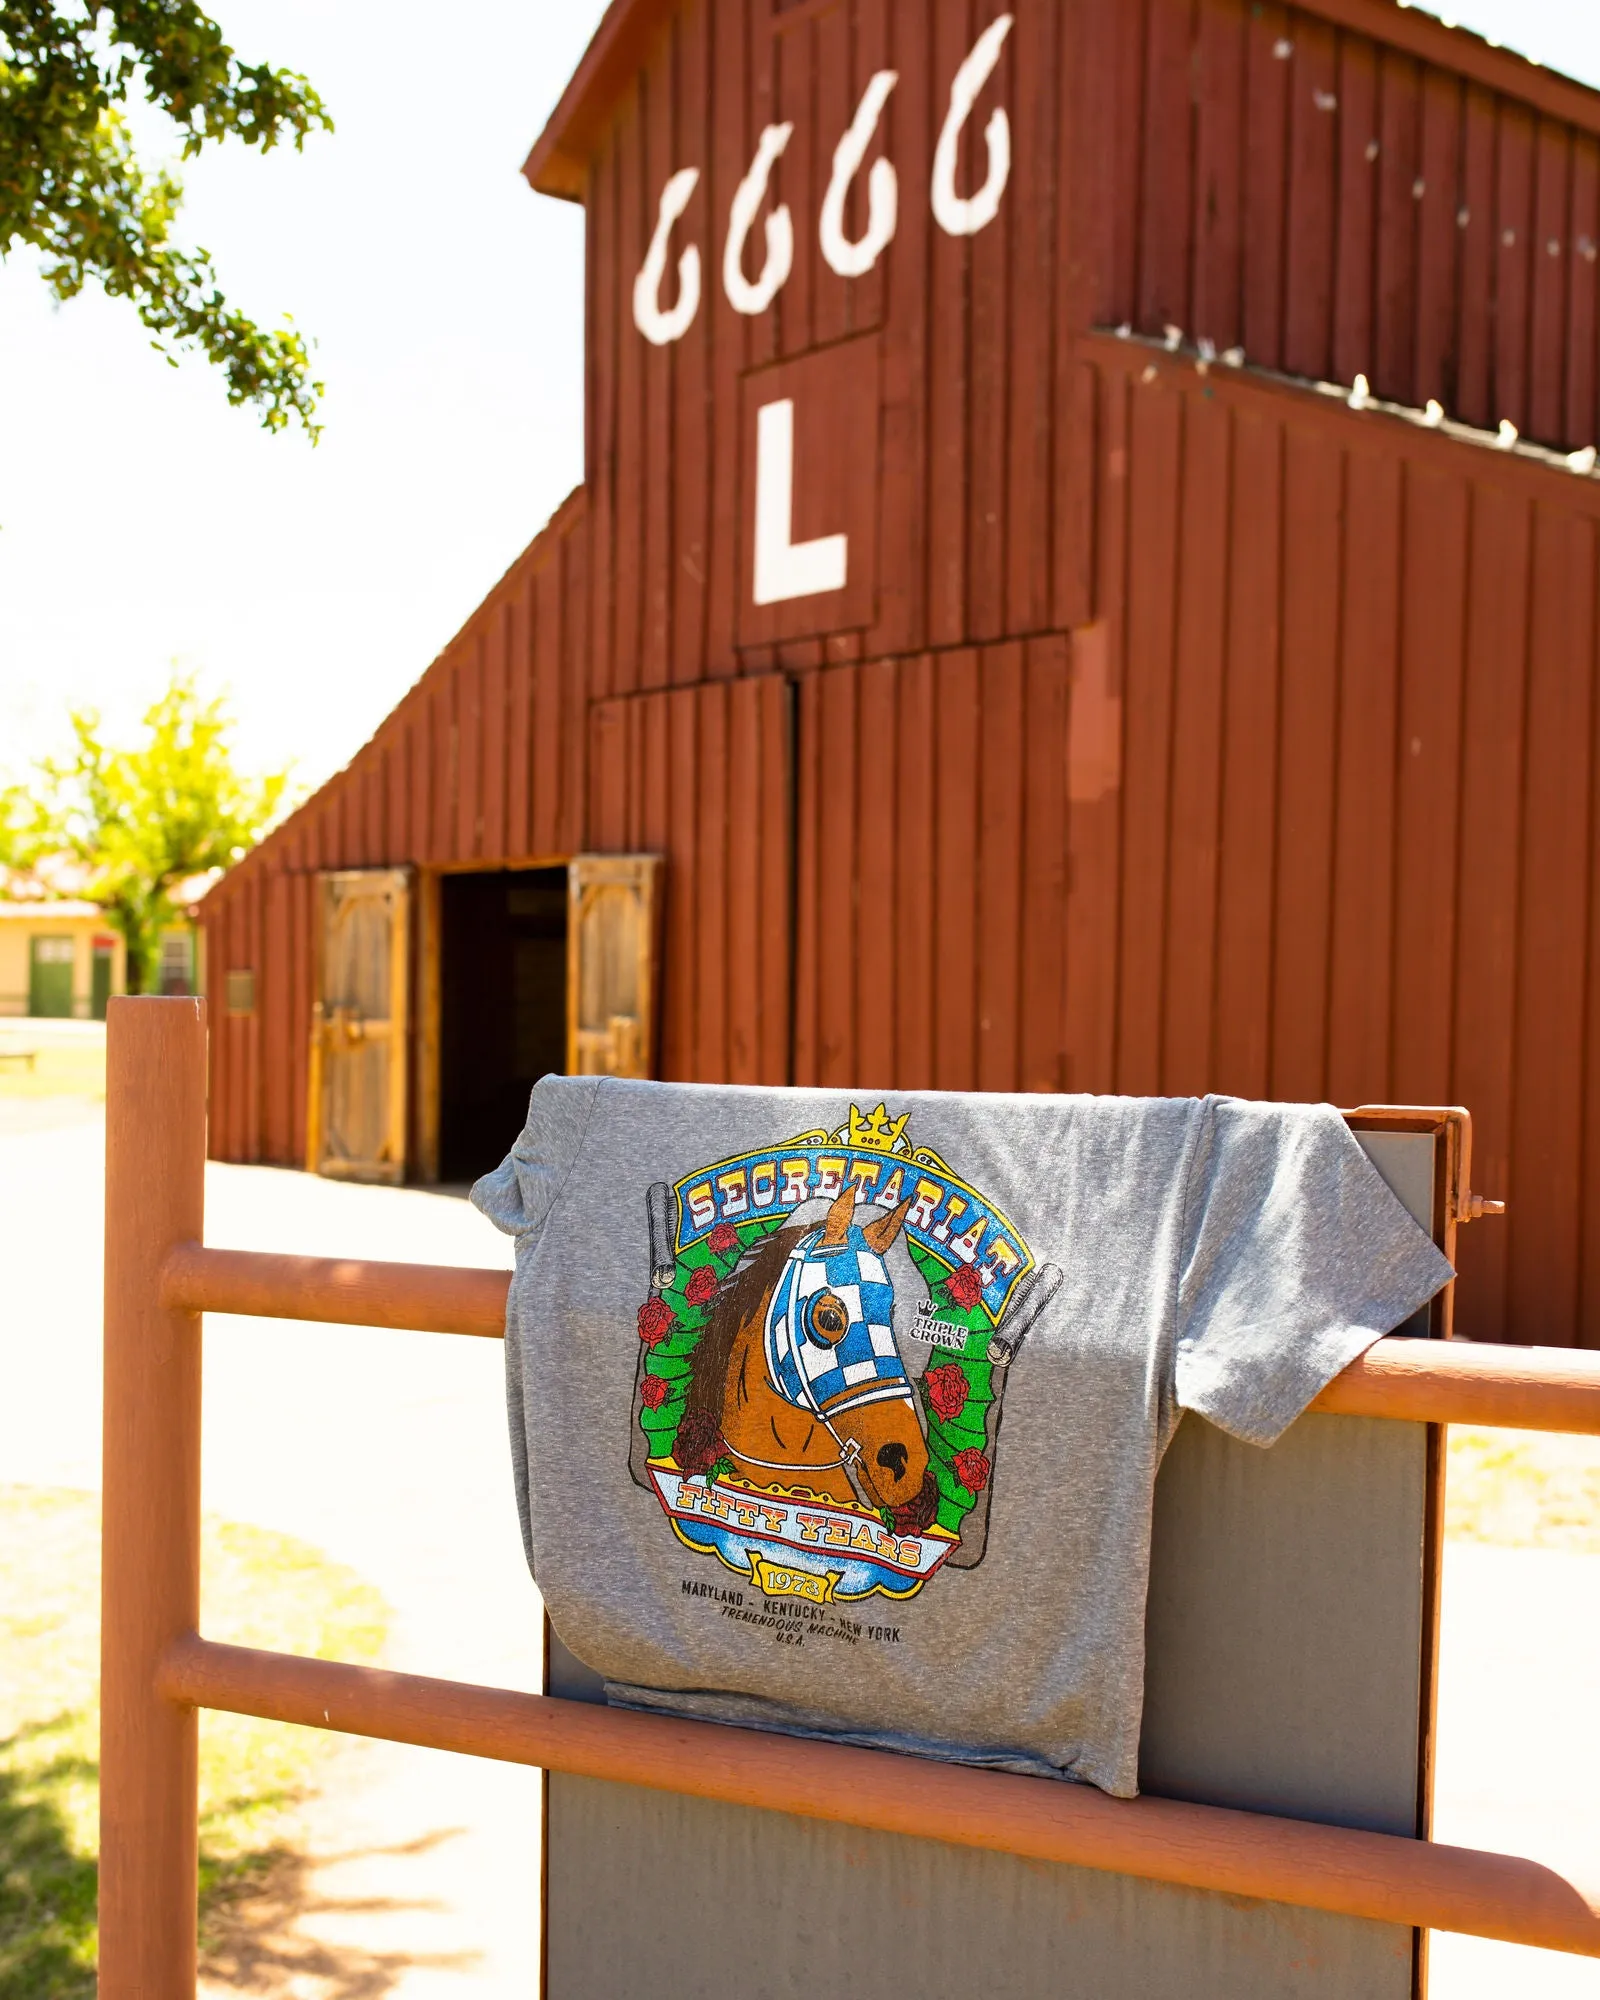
[{"xmin": 676, "ymin": 1182, "xmax": 935, "ymax": 1526}]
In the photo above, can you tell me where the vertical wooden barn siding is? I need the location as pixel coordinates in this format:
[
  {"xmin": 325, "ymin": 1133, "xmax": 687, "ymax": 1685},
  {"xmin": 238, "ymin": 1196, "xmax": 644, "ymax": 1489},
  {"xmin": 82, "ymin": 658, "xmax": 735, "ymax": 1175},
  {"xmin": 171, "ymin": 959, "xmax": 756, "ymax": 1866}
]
[
  {"xmin": 584, "ymin": 0, "xmax": 1085, "ymax": 688},
  {"xmin": 1077, "ymin": 336, "xmax": 1600, "ymax": 1350},
  {"xmin": 581, "ymin": 0, "xmax": 1600, "ymax": 693},
  {"xmin": 587, "ymin": 674, "xmax": 794, "ymax": 1083},
  {"xmin": 205, "ymin": 491, "xmax": 591, "ymax": 1170},
  {"xmin": 204, "ymin": 0, "xmax": 1600, "ymax": 1347},
  {"xmin": 1099, "ymin": 0, "xmax": 1600, "ymax": 455}
]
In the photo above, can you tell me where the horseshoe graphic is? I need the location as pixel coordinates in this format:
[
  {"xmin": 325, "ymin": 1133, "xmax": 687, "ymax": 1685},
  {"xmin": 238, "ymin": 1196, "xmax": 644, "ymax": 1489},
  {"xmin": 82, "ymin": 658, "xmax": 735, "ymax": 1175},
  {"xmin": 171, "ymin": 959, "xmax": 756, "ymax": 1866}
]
[
  {"xmin": 819, "ymin": 70, "xmax": 899, "ymax": 279},
  {"xmin": 724, "ymin": 122, "xmax": 795, "ymax": 315},
  {"xmin": 931, "ymin": 15, "xmax": 1014, "ymax": 239},
  {"xmin": 633, "ymin": 166, "xmax": 702, "ymax": 346}
]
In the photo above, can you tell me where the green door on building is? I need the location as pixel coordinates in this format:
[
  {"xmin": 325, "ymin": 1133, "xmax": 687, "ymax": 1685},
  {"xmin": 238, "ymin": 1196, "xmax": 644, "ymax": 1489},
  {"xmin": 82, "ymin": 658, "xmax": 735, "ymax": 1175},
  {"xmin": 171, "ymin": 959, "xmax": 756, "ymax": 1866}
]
[
  {"xmin": 28, "ymin": 936, "xmax": 75, "ymax": 1017},
  {"xmin": 91, "ymin": 938, "xmax": 114, "ymax": 1020}
]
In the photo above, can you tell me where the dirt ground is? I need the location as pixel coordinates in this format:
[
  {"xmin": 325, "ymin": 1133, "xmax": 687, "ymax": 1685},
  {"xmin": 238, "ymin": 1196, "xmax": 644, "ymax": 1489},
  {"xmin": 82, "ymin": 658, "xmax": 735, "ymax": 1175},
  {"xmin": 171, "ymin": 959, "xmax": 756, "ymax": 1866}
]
[
  {"xmin": 2, "ymin": 1081, "xmax": 539, "ymax": 1996},
  {"xmin": 2, "ymin": 1044, "xmax": 1597, "ymax": 1996},
  {"xmin": 0, "ymin": 1017, "xmax": 108, "ymax": 1103}
]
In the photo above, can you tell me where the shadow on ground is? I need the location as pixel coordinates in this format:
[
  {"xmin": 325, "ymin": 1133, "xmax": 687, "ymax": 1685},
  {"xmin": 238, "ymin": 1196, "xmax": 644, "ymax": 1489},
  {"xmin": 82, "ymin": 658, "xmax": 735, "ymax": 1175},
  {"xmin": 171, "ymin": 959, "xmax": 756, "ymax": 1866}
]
[
  {"xmin": 0, "ymin": 1718, "xmax": 97, "ymax": 1998},
  {"xmin": 202, "ymin": 1828, "xmax": 481, "ymax": 1999},
  {"xmin": 0, "ymin": 1715, "xmax": 476, "ymax": 2000}
]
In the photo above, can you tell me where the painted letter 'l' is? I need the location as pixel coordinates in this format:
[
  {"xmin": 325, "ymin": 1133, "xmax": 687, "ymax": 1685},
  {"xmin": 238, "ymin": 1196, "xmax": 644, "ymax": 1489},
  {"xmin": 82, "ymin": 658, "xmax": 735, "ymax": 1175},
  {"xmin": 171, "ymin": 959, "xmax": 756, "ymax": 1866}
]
[{"xmin": 752, "ymin": 398, "xmax": 848, "ymax": 605}]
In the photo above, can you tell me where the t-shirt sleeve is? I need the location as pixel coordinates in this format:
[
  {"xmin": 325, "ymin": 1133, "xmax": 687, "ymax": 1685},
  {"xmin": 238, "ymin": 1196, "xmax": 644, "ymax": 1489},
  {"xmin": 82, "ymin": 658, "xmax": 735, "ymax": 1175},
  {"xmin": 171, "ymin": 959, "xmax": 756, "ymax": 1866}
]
[
  {"xmin": 470, "ymin": 1074, "xmax": 603, "ymax": 1243},
  {"xmin": 1173, "ymin": 1098, "xmax": 1454, "ymax": 1447}
]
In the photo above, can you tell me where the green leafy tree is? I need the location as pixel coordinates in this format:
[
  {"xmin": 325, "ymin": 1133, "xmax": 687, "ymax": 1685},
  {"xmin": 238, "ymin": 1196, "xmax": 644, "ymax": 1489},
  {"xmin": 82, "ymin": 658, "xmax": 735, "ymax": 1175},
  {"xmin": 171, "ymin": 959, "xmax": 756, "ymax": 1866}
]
[
  {"xmin": 2, "ymin": 675, "xmax": 293, "ymax": 993},
  {"xmin": 1, "ymin": 2, "xmax": 332, "ymax": 436}
]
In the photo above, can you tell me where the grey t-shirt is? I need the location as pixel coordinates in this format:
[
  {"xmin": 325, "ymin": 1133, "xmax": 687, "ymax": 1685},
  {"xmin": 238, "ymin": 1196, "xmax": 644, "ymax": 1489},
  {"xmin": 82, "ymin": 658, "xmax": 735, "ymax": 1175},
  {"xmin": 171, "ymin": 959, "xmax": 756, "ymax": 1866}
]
[{"xmin": 472, "ymin": 1080, "xmax": 1450, "ymax": 1799}]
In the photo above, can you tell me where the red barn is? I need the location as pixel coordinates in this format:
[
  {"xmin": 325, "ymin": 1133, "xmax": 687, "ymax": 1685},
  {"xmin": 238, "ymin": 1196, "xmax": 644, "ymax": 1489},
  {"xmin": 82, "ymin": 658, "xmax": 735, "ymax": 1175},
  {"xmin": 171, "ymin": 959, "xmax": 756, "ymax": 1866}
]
[{"xmin": 201, "ymin": 0, "xmax": 1600, "ymax": 1348}]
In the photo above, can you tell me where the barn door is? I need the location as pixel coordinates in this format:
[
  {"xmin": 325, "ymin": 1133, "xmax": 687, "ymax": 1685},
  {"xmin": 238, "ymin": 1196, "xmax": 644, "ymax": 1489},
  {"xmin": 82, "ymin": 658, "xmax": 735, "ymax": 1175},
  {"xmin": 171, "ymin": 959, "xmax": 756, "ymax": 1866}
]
[
  {"xmin": 566, "ymin": 856, "xmax": 663, "ymax": 1077},
  {"xmin": 307, "ymin": 868, "xmax": 412, "ymax": 1181},
  {"xmin": 586, "ymin": 677, "xmax": 792, "ymax": 1082}
]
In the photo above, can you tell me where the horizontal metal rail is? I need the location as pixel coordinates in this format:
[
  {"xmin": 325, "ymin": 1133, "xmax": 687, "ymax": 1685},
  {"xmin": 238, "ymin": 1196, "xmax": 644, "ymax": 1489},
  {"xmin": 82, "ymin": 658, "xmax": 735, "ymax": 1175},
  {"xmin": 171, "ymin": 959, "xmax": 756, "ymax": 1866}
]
[
  {"xmin": 162, "ymin": 1243, "xmax": 1600, "ymax": 1435},
  {"xmin": 1309, "ymin": 1335, "xmax": 1600, "ymax": 1432},
  {"xmin": 160, "ymin": 1635, "xmax": 1600, "ymax": 1958},
  {"xmin": 103, "ymin": 1013, "xmax": 1600, "ymax": 1990}
]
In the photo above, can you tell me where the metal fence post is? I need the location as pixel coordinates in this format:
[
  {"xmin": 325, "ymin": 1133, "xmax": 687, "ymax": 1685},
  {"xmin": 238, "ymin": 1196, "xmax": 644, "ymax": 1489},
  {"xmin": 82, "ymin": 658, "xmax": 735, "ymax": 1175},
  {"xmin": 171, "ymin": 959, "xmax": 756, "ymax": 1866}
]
[{"xmin": 99, "ymin": 996, "xmax": 207, "ymax": 1997}]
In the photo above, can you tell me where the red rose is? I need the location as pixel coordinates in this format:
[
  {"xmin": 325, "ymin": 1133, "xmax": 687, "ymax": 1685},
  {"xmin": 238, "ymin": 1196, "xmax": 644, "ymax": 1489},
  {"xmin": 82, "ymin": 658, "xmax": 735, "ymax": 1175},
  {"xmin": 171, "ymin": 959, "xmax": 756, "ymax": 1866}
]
[
  {"xmin": 952, "ymin": 1448, "xmax": 991, "ymax": 1493},
  {"xmin": 637, "ymin": 1297, "xmax": 674, "ymax": 1348},
  {"xmin": 942, "ymin": 1262, "xmax": 986, "ymax": 1311},
  {"xmin": 706, "ymin": 1222, "xmax": 740, "ymax": 1255},
  {"xmin": 674, "ymin": 1406, "xmax": 718, "ymax": 1474},
  {"xmin": 684, "ymin": 1265, "xmax": 718, "ymax": 1307},
  {"xmin": 924, "ymin": 1363, "xmax": 969, "ymax": 1424},
  {"xmin": 891, "ymin": 1470, "xmax": 939, "ymax": 1534},
  {"xmin": 640, "ymin": 1373, "xmax": 669, "ymax": 1411}
]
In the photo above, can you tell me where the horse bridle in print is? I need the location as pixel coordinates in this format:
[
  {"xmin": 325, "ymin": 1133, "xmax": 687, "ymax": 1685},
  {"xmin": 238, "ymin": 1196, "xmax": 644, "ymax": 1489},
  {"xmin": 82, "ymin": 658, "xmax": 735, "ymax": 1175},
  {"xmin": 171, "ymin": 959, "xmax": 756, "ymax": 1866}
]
[{"xmin": 723, "ymin": 1219, "xmax": 917, "ymax": 1490}]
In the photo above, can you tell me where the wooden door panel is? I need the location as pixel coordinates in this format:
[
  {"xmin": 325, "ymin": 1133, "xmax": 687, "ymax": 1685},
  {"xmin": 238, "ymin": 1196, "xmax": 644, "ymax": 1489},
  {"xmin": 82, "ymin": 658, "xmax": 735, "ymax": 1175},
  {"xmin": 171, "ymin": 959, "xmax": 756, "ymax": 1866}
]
[
  {"xmin": 567, "ymin": 855, "xmax": 664, "ymax": 1077},
  {"xmin": 28, "ymin": 936, "xmax": 75, "ymax": 1018},
  {"xmin": 308, "ymin": 868, "xmax": 411, "ymax": 1182},
  {"xmin": 586, "ymin": 676, "xmax": 793, "ymax": 1084},
  {"xmin": 793, "ymin": 642, "xmax": 1072, "ymax": 1093}
]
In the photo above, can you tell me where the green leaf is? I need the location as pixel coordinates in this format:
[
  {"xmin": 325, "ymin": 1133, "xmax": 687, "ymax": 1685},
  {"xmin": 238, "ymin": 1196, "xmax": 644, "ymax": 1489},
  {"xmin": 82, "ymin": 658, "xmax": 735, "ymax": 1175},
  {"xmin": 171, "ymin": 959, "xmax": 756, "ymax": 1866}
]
[
  {"xmin": 639, "ymin": 1402, "xmax": 683, "ymax": 1446},
  {"xmin": 0, "ymin": 6, "xmax": 333, "ymax": 435},
  {"xmin": 929, "ymin": 1410, "xmax": 988, "ymax": 1452},
  {"xmin": 1, "ymin": 673, "xmax": 297, "ymax": 990},
  {"xmin": 928, "ymin": 1447, "xmax": 978, "ymax": 1521},
  {"xmin": 643, "ymin": 1351, "xmax": 694, "ymax": 1384}
]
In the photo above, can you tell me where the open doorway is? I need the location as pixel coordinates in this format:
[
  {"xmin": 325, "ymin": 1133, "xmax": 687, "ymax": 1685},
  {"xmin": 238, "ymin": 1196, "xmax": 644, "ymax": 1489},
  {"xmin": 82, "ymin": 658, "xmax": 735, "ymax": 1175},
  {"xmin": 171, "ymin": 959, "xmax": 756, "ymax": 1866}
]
[{"xmin": 438, "ymin": 867, "xmax": 567, "ymax": 1183}]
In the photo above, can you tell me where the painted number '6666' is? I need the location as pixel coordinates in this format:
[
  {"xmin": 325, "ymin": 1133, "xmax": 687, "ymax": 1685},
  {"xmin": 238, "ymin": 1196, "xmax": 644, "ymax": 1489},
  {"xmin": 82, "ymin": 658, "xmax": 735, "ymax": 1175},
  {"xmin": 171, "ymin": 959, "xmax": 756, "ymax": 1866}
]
[{"xmin": 632, "ymin": 15, "xmax": 1013, "ymax": 347}]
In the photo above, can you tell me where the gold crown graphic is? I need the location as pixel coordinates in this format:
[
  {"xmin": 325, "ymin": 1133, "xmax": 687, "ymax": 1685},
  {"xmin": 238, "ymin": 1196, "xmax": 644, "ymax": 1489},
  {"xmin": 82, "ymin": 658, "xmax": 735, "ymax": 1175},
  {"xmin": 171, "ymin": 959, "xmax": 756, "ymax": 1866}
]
[{"xmin": 846, "ymin": 1102, "xmax": 911, "ymax": 1153}]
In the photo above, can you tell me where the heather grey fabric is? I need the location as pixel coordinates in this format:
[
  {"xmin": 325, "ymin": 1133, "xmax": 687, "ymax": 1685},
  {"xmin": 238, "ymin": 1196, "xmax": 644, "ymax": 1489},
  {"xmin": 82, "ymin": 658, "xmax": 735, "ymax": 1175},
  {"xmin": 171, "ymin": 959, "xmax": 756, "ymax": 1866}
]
[{"xmin": 472, "ymin": 1081, "xmax": 1450, "ymax": 1799}]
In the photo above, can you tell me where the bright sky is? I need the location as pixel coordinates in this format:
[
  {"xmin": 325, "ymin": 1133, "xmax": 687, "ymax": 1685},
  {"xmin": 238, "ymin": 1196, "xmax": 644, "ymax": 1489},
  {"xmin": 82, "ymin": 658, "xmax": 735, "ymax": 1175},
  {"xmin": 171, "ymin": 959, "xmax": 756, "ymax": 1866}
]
[
  {"xmin": 0, "ymin": 0, "xmax": 608, "ymax": 795},
  {"xmin": 1, "ymin": 0, "xmax": 1598, "ymax": 798}
]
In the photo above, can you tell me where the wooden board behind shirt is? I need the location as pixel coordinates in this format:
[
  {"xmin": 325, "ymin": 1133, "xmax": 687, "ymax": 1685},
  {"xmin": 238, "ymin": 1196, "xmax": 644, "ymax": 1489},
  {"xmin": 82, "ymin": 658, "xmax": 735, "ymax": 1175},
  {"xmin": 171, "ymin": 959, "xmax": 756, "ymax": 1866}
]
[{"xmin": 540, "ymin": 1126, "xmax": 1438, "ymax": 1999}]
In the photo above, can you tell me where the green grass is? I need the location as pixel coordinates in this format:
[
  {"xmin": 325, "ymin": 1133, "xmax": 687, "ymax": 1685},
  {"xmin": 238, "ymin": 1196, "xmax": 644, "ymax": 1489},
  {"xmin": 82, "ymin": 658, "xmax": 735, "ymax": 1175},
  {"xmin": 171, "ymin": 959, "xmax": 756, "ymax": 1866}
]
[{"xmin": 0, "ymin": 1486, "xmax": 388, "ymax": 1997}]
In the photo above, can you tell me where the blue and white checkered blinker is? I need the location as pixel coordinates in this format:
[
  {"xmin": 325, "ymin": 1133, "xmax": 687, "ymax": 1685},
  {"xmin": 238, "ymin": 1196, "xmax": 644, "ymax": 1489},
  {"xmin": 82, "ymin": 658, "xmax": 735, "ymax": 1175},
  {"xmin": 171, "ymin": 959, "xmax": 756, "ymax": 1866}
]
[{"xmin": 762, "ymin": 1223, "xmax": 914, "ymax": 1421}]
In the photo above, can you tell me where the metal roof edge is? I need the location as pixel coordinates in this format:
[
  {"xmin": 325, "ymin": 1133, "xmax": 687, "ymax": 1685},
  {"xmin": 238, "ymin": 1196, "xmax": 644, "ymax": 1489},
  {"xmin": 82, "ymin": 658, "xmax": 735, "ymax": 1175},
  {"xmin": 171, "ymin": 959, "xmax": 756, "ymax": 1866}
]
[
  {"xmin": 520, "ymin": 0, "xmax": 1600, "ymax": 209},
  {"xmin": 0, "ymin": 900, "xmax": 104, "ymax": 921}
]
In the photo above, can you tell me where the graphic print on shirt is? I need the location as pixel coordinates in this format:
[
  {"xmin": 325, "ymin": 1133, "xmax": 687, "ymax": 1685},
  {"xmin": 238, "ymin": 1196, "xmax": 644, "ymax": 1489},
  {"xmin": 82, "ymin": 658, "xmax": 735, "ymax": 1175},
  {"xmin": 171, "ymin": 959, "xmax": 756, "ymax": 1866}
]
[{"xmin": 629, "ymin": 1103, "xmax": 1062, "ymax": 1602}]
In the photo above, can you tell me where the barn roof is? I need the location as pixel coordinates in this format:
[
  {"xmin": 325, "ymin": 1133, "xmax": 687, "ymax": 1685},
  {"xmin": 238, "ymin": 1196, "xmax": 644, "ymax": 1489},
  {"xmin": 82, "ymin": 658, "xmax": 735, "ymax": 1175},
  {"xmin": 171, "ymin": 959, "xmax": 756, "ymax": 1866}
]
[
  {"xmin": 198, "ymin": 484, "xmax": 587, "ymax": 913},
  {"xmin": 523, "ymin": 0, "xmax": 1600, "ymax": 204}
]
